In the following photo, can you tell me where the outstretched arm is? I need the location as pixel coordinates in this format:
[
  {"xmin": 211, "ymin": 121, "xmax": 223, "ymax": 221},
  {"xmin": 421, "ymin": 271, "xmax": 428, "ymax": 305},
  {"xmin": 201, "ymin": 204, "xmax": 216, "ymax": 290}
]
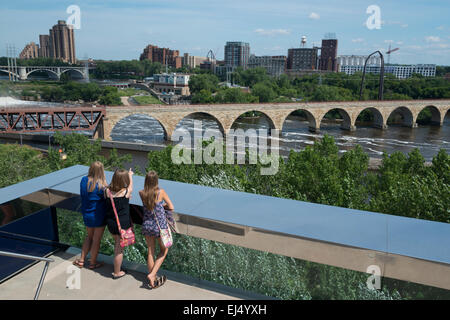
[
  {"xmin": 126, "ymin": 168, "xmax": 134, "ymax": 198},
  {"xmin": 161, "ymin": 189, "xmax": 174, "ymax": 211}
]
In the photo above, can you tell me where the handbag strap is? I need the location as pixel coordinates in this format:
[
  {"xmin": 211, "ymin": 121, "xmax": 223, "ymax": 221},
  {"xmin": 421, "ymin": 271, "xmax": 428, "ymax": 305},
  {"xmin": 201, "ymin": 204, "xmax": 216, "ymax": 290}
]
[
  {"xmin": 152, "ymin": 190, "xmax": 163, "ymax": 231},
  {"xmin": 107, "ymin": 188, "xmax": 122, "ymax": 234}
]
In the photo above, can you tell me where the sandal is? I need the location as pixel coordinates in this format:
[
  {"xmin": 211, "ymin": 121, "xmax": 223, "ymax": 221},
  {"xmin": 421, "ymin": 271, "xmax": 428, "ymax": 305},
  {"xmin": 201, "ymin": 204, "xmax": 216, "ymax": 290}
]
[
  {"xmin": 72, "ymin": 259, "xmax": 84, "ymax": 268},
  {"xmin": 112, "ymin": 270, "xmax": 127, "ymax": 280},
  {"xmin": 88, "ymin": 261, "xmax": 104, "ymax": 270},
  {"xmin": 151, "ymin": 275, "xmax": 167, "ymax": 289}
]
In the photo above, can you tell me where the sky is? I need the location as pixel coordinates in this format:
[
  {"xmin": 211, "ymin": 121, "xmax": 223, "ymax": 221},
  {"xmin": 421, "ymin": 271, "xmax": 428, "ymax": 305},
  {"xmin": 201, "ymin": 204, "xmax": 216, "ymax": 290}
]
[{"xmin": 0, "ymin": 0, "xmax": 449, "ymax": 65}]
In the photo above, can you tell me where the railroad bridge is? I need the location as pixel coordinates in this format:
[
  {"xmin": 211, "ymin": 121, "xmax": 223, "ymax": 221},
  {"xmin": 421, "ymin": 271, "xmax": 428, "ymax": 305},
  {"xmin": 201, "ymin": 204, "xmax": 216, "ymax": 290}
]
[{"xmin": 96, "ymin": 100, "xmax": 450, "ymax": 141}]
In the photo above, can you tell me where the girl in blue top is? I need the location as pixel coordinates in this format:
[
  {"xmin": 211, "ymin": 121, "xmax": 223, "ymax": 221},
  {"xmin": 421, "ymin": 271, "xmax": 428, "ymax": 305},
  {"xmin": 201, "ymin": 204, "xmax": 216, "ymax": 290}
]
[{"xmin": 73, "ymin": 161, "xmax": 108, "ymax": 269}]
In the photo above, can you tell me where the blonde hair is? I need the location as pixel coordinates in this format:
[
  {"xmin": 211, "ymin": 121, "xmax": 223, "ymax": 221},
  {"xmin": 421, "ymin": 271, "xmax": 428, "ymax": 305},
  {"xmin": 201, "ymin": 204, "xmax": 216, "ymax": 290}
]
[
  {"xmin": 108, "ymin": 169, "xmax": 130, "ymax": 194},
  {"xmin": 140, "ymin": 171, "xmax": 159, "ymax": 211},
  {"xmin": 87, "ymin": 161, "xmax": 107, "ymax": 192}
]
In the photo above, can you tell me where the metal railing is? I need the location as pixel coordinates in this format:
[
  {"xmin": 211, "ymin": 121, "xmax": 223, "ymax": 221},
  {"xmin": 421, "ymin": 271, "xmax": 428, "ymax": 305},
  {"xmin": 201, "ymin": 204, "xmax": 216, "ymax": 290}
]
[{"xmin": 0, "ymin": 250, "xmax": 54, "ymax": 300}]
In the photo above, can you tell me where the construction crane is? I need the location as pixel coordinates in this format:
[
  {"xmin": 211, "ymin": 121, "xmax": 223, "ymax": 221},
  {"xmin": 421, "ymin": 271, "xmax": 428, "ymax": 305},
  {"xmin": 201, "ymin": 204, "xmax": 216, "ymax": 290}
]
[{"xmin": 386, "ymin": 44, "xmax": 399, "ymax": 65}]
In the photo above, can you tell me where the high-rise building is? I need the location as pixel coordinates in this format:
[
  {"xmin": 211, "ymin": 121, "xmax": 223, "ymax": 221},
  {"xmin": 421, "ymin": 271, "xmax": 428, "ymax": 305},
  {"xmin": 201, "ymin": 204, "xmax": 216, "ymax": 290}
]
[
  {"xmin": 248, "ymin": 55, "xmax": 286, "ymax": 77},
  {"xmin": 49, "ymin": 20, "xmax": 76, "ymax": 64},
  {"xmin": 140, "ymin": 44, "xmax": 182, "ymax": 69},
  {"xmin": 287, "ymin": 47, "xmax": 319, "ymax": 71},
  {"xmin": 39, "ymin": 35, "xmax": 50, "ymax": 58},
  {"xmin": 224, "ymin": 42, "xmax": 250, "ymax": 69},
  {"xmin": 20, "ymin": 42, "xmax": 39, "ymax": 59},
  {"xmin": 319, "ymin": 36, "xmax": 338, "ymax": 72}
]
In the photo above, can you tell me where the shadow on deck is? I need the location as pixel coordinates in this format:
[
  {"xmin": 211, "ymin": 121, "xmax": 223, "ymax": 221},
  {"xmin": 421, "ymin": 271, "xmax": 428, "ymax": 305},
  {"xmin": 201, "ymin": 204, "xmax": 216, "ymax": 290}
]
[{"xmin": 0, "ymin": 247, "xmax": 271, "ymax": 300}]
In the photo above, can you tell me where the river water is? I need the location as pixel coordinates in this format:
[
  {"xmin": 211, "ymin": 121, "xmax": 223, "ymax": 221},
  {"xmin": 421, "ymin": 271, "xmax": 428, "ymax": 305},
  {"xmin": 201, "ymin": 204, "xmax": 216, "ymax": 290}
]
[
  {"xmin": 1, "ymin": 97, "xmax": 449, "ymax": 161},
  {"xmin": 110, "ymin": 112, "xmax": 450, "ymax": 161}
]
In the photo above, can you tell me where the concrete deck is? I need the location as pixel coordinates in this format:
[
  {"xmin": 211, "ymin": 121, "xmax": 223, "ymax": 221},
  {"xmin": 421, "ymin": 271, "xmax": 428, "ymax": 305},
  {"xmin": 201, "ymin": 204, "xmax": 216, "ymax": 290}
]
[{"xmin": 0, "ymin": 248, "xmax": 268, "ymax": 300}]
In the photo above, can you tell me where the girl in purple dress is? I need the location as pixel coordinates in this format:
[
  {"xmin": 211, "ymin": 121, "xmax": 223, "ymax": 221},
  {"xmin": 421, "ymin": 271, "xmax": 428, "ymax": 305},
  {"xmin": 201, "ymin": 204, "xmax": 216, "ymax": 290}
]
[{"xmin": 139, "ymin": 171, "xmax": 174, "ymax": 289}]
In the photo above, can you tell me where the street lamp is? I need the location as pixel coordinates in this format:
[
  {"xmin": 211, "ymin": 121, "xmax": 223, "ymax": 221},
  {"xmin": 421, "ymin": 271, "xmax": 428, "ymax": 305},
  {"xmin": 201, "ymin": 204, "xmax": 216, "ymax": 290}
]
[{"xmin": 359, "ymin": 51, "xmax": 384, "ymax": 101}]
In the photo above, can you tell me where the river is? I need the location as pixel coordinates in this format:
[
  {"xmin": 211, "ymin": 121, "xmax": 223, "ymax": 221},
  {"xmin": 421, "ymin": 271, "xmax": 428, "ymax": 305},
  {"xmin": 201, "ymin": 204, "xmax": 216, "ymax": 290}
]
[
  {"xmin": 110, "ymin": 112, "xmax": 450, "ymax": 161},
  {"xmin": 1, "ymin": 97, "xmax": 449, "ymax": 161}
]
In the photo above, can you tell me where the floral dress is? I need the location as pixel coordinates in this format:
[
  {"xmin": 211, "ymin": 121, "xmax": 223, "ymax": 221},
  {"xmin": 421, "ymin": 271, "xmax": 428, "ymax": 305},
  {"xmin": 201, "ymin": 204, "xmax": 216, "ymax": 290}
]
[{"xmin": 142, "ymin": 191, "xmax": 168, "ymax": 237}]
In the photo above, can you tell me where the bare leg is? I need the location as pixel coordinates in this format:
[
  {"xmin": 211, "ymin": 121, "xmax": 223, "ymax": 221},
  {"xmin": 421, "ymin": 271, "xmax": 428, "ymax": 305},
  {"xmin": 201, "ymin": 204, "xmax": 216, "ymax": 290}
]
[
  {"xmin": 80, "ymin": 227, "xmax": 95, "ymax": 263},
  {"xmin": 148, "ymin": 237, "xmax": 168, "ymax": 286},
  {"xmin": 89, "ymin": 226, "xmax": 105, "ymax": 266},
  {"xmin": 145, "ymin": 236, "xmax": 156, "ymax": 283},
  {"xmin": 113, "ymin": 235, "xmax": 125, "ymax": 277}
]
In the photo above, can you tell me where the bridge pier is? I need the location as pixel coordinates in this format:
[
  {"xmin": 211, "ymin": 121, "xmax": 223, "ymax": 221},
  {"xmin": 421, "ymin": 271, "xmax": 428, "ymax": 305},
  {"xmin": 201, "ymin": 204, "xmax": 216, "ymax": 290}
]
[
  {"xmin": 373, "ymin": 123, "xmax": 388, "ymax": 130},
  {"xmin": 340, "ymin": 123, "xmax": 356, "ymax": 131},
  {"xmin": 19, "ymin": 67, "xmax": 27, "ymax": 80}
]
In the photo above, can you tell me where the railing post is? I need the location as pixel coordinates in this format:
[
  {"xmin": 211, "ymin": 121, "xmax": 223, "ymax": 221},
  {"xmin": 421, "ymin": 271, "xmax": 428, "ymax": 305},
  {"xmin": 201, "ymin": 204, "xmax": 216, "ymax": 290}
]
[{"xmin": 34, "ymin": 261, "xmax": 50, "ymax": 300}]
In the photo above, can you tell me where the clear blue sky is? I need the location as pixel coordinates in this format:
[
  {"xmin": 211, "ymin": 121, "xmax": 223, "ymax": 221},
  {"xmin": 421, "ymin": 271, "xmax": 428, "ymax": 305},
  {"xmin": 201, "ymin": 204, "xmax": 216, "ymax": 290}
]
[{"xmin": 1, "ymin": 0, "xmax": 449, "ymax": 65}]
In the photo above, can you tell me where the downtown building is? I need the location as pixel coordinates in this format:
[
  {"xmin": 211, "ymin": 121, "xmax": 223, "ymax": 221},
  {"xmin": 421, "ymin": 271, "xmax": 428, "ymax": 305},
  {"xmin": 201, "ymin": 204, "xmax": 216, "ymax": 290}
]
[
  {"xmin": 340, "ymin": 64, "xmax": 436, "ymax": 79},
  {"xmin": 48, "ymin": 20, "xmax": 76, "ymax": 64},
  {"xmin": 20, "ymin": 20, "xmax": 76, "ymax": 64},
  {"xmin": 182, "ymin": 53, "xmax": 208, "ymax": 68},
  {"xmin": 248, "ymin": 55, "xmax": 287, "ymax": 77},
  {"xmin": 286, "ymin": 47, "xmax": 319, "ymax": 71},
  {"xmin": 319, "ymin": 37, "xmax": 338, "ymax": 72},
  {"xmin": 152, "ymin": 73, "xmax": 191, "ymax": 96},
  {"xmin": 19, "ymin": 42, "xmax": 39, "ymax": 59},
  {"xmin": 224, "ymin": 42, "xmax": 250, "ymax": 69},
  {"xmin": 140, "ymin": 44, "xmax": 182, "ymax": 69},
  {"xmin": 337, "ymin": 55, "xmax": 382, "ymax": 69}
]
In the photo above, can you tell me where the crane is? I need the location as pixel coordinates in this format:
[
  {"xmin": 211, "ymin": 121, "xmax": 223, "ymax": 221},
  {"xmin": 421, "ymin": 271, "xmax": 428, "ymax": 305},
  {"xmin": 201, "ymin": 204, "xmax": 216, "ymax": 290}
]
[{"xmin": 386, "ymin": 44, "xmax": 399, "ymax": 65}]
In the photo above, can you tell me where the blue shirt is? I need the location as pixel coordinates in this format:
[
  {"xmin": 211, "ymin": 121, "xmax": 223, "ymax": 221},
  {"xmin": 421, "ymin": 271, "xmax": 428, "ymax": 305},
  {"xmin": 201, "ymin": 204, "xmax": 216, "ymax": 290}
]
[{"xmin": 80, "ymin": 176, "xmax": 107, "ymax": 227}]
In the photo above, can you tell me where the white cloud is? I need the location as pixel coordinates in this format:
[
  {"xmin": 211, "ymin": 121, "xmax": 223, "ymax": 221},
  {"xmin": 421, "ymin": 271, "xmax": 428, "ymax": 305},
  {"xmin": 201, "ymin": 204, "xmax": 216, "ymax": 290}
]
[
  {"xmin": 406, "ymin": 45, "xmax": 423, "ymax": 50},
  {"xmin": 437, "ymin": 25, "xmax": 445, "ymax": 30},
  {"xmin": 309, "ymin": 12, "xmax": 320, "ymax": 20},
  {"xmin": 401, "ymin": 24, "xmax": 408, "ymax": 28},
  {"xmin": 425, "ymin": 36, "xmax": 441, "ymax": 43},
  {"xmin": 351, "ymin": 38, "xmax": 364, "ymax": 43},
  {"xmin": 384, "ymin": 40, "xmax": 394, "ymax": 44},
  {"xmin": 254, "ymin": 28, "xmax": 290, "ymax": 36}
]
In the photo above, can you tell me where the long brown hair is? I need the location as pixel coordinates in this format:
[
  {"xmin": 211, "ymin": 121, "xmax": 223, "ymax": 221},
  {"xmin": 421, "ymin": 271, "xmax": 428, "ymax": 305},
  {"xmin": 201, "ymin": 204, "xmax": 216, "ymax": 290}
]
[
  {"xmin": 141, "ymin": 171, "xmax": 159, "ymax": 211},
  {"xmin": 87, "ymin": 161, "xmax": 107, "ymax": 192},
  {"xmin": 108, "ymin": 169, "xmax": 130, "ymax": 194}
]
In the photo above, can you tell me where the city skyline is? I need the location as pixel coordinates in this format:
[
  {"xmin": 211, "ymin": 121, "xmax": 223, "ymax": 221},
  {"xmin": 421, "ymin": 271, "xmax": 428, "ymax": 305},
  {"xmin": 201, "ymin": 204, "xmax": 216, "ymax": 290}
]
[{"xmin": 0, "ymin": 0, "xmax": 449, "ymax": 65}]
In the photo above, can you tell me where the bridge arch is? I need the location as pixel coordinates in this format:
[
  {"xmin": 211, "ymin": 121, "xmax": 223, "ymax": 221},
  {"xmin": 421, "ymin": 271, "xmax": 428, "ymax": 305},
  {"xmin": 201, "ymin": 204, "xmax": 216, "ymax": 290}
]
[
  {"xmin": 355, "ymin": 107, "xmax": 386, "ymax": 129},
  {"xmin": 281, "ymin": 109, "xmax": 318, "ymax": 133},
  {"xmin": 416, "ymin": 105, "xmax": 442, "ymax": 126},
  {"xmin": 26, "ymin": 68, "xmax": 59, "ymax": 80},
  {"xmin": 318, "ymin": 108, "xmax": 354, "ymax": 131},
  {"xmin": 0, "ymin": 69, "xmax": 19, "ymax": 79},
  {"xmin": 229, "ymin": 110, "xmax": 277, "ymax": 134},
  {"xmin": 109, "ymin": 113, "xmax": 169, "ymax": 142},
  {"xmin": 60, "ymin": 68, "xmax": 85, "ymax": 80},
  {"xmin": 172, "ymin": 112, "xmax": 226, "ymax": 141},
  {"xmin": 387, "ymin": 106, "xmax": 415, "ymax": 127}
]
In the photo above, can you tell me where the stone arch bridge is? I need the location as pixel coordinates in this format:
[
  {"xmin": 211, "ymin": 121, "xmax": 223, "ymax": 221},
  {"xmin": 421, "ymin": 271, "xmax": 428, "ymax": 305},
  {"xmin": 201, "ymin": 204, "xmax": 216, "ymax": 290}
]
[{"xmin": 95, "ymin": 100, "xmax": 450, "ymax": 141}]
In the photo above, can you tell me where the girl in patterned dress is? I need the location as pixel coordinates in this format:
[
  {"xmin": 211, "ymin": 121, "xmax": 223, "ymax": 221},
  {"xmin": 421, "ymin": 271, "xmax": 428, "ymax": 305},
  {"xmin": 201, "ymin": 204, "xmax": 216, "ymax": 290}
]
[{"xmin": 139, "ymin": 171, "xmax": 174, "ymax": 289}]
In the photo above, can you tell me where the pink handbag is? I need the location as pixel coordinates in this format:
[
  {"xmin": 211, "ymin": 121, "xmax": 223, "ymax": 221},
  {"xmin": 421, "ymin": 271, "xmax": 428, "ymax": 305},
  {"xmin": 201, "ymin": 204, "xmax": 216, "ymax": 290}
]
[{"xmin": 107, "ymin": 189, "xmax": 135, "ymax": 248}]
